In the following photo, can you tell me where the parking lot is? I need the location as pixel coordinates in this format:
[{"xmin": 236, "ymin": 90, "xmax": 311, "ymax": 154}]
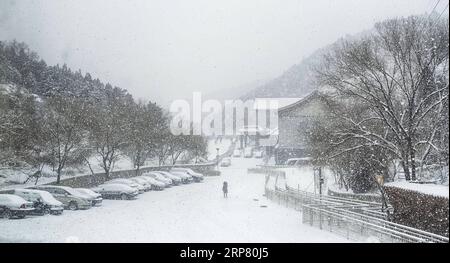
[{"xmin": 0, "ymin": 158, "xmax": 346, "ymax": 242}]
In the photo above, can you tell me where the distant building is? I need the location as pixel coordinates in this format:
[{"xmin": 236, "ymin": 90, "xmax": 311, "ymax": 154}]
[
  {"xmin": 274, "ymin": 91, "xmax": 332, "ymax": 164},
  {"xmin": 237, "ymin": 97, "xmax": 301, "ymax": 150},
  {"xmin": 233, "ymin": 92, "xmax": 331, "ymax": 164}
]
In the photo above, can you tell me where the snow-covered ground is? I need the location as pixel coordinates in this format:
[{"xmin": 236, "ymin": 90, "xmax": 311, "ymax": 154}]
[
  {"xmin": 0, "ymin": 157, "xmax": 347, "ymax": 243},
  {"xmin": 277, "ymin": 166, "xmax": 334, "ymax": 194},
  {"xmin": 0, "ymin": 157, "xmax": 137, "ymax": 191}
]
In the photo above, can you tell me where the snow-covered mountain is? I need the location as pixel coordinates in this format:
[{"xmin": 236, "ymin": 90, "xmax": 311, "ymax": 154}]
[
  {"xmin": 203, "ymin": 79, "xmax": 269, "ymax": 101},
  {"xmin": 239, "ymin": 31, "xmax": 373, "ymax": 100},
  {"xmin": 240, "ymin": 49, "xmax": 324, "ymax": 100}
]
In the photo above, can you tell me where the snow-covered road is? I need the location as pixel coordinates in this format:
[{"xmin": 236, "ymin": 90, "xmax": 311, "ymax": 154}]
[{"xmin": 0, "ymin": 157, "xmax": 347, "ymax": 242}]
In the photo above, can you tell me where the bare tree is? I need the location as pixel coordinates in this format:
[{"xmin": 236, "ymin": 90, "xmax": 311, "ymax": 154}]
[
  {"xmin": 87, "ymin": 86, "xmax": 133, "ymax": 177},
  {"xmin": 155, "ymin": 135, "xmax": 171, "ymax": 166},
  {"xmin": 124, "ymin": 101, "xmax": 167, "ymax": 173},
  {"xmin": 0, "ymin": 85, "xmax": 48, "ymax": 184},
  {"xmin": 42, "ymin": 96, "xmax": 90, "ymax": 183},
  {"xmin": 183, "ymin": 135, "xmax": 208, "ymax": 163},
  {"xmin": 317, "ymin": 15, "xmax": 449, "ymax": 181}
]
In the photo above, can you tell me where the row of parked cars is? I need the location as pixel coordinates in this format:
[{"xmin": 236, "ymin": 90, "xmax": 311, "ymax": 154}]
[
  {"xmin": 0, "ymin": 168, "xmax": 204, "ymax": 219},
  {"xmin": 232, "ymin": 147, "xmax": 263, "ymax": 158}
]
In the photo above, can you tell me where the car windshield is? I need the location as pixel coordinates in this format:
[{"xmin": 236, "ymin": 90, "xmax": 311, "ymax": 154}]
[
  {"xmin": 64, "ymin": 187, "xmax": 90, "ymax": 199},
  {"xmin": 103, "ymin": 184, "xmax": 123, "ymax": 191},
  {"xmin": 38, "ymin": 191, "xmax": 61, "ymax": 204}
]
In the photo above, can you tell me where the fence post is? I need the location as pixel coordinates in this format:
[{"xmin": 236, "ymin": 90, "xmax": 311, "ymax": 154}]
[
  {"xmin": 346, "ymin": 222, "xmax": 350, "ymax": 240},
  {"xmin": 319, "ymin": 210, "xmax": 322, "ymax": 230}
]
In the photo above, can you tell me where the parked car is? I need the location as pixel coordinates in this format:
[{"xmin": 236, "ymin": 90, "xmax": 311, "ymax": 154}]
[
  {"xmin": 13, "ymin": 189, "xmax": 64, "ymax": 215},
  {"xmin": 32, "ymin": 185, "xmax": 91, "ymax": 210},
  {"xmin": 233, "ymin": 149, "xmax": 241, "ymax": 157},
  {"xmin": 137, "ymin": 176, "xmax": 166, "ymax": 190},
  {"xmin": 104, "ymin": 178, "xmax": 145, "ymax": 193},
  {"xmin": 128, "ymin": 177, "xmax": 153, "ymax": 191},
  {"xmin": 220, "ymin": 157, "xmax": 231, "ymax": 167},
  {"xmin": 244, "ymin": 147, "xmax": 253, "ymax": 158},
  {"xmin": 254, "ymin": 150, "xmax": 263, "ymax": 158},
  {"xmin": 0, "ymin": 194, "xmax": 34, "ymax": 219},
  {"xmin": 142, "ymin": 172, "xmax": 172, "ymax": 187},
  {"xmin": 152, "ymin": 171, "xmax": 182, "ymax": 185},
  {"xmin": 170, "ymin": 168, "xmax": 204, "ymax": 182},
  {"xmin": 91, "ymin": 184, "xmax": 139, "ymax": 200},
  {"xmin": 162, "ymin": 171, "xmax": 192, "ymax": 184},
  {"xmin": 75, "ymin": 188, "xmax": 103, "ymax": 206}
]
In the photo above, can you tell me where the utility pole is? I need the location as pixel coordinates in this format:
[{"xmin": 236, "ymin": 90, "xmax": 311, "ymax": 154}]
[
  {"xmin": 216, "ymin": 148, "xmax": 220, "ymax": 169},
  {"xmin": 318, "ymin": 167, "xmax": 323, "ymax": 195},
  {"xmin": 313, "ymin": 166, "xmax": 324, "ymax": 195},
  {"xmin": 314, "ymin": 166, "xmax": 324, "ymax": 229}
]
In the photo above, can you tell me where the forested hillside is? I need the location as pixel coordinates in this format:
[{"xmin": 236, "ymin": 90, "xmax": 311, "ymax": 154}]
[{"xmin": 0, "ymin": 41, "xmax": 207, "ymax": 185}]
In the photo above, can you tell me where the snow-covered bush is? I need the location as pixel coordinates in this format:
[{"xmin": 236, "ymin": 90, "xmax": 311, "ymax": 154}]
[{"xmin": 385, "ymin": 184, "xmax": 449, "ymax": 237}]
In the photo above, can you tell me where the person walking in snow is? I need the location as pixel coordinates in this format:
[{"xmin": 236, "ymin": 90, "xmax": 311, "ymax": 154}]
[{"xmin": 222, "ymin": 181, "xmax": 228, "ymax": 198}]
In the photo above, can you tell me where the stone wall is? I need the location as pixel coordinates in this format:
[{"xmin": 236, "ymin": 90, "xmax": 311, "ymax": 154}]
[{"xmin": 48, "ymin": 163, "xmax": 219, "ymax": 188}]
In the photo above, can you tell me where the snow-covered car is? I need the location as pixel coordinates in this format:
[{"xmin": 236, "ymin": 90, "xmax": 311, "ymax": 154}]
[
  {"xmin": 137, "ymin": 176, "xmax": 166, "ymax": 190},
  {"xmin": 32, "ymin": 185, "xmax": 92, "ymax": 210},
  {"xmin": 244, "ymin": 147, "xmax": 253, "ymax": 158},
  {"xmin": 142, "ymin": 172, "xmax": 172, "ymax": 187},
  {"xmin": 170, "ymin": 168, "xmax": 204, "ymax": 182},
  {"xmin": 152, "ymin": 171, "xmax": 183, "ymax": 185},
  {"xmin": 169, "ymin": 171, "xmax": 193, "ymax": 184},
  {"xmin": 254, "ymin": 150, "xmax": 263, "ymax": 158},
  {"xmin": 13, "ymin": 189, "xmax": 64, "ymax": 215},
  {"xmin": 0, "ymin": 194, "xmax": 34, "ymax": 219},
  {"xmin": 75, "ymin": 188, "xmax": 103, "ymax": 206},
  {"xmin": 129, "ymin": 177, "xmax": 153, "ymax": 191},
  {"xmin": 104, "ymin": 178, "xmax": 145, "ymax": 193},
  {"xmin": 91, "ymin": 184, "xmax": 139, "ymax": 200},
  {"xmin": 233, "ymin": 149, "xmax": 241, "ymax": 157},
  {"xmin": 220, "ymin": 158, "xmax": 231, "ymax": 167}
]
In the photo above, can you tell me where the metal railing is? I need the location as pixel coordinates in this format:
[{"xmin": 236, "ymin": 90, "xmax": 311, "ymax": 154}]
[{"xmin": 264, "ymin": 171, "xmax": 449, "ymax": 243}]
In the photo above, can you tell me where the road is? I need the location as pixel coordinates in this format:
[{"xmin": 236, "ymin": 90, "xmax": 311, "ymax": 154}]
[{"xmin": 0, "ymin": 157, "xmax": 347, "ymax": 242}]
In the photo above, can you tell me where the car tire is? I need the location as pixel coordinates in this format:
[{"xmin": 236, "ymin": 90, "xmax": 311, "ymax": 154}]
[
  {"xmin": 17, "ymin": 214, "xmax": 26, "ymax": 219},
  {"xmin": 120, "ymin": 193, "xmax": 128, "ymax": 200},
  {"xmin": 68, "ymin": 201, "xmax": 78, "ymax": 211},
  {"xmin": 3, "ymin": 209, "xmax": 12, "ymax": 219},
  {"xmin": 44, "ymin": 208, "xmax": 51, "ymax": 215}
]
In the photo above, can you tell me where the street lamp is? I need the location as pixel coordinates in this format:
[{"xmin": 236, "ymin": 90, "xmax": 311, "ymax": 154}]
[
  {"xmin": 375, "ymin": 174, "xmax": 387, "ymax": 212},
  {"xmin": 313, "ymin": 166, "xmax": 324, "ymax": 229},
  {"xmin": 376, "ymin": 174, "xmax": 384, "ymax": 186}
]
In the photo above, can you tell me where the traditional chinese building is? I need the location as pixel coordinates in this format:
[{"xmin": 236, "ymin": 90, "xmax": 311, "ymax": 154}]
[{"xmin": 274, "ymin": 90, "xmax": 332, "ymax": 164}]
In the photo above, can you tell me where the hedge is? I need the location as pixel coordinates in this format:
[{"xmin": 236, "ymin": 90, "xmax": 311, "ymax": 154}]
[{"xmin": 384, "ymin": 185, "xmax": 449, "ymax": 237}]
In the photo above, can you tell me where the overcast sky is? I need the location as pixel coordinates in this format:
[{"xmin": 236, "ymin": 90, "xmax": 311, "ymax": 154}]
[{"xmin": 0, "ymin": 0, "xmax": 446, "ymax": 105}]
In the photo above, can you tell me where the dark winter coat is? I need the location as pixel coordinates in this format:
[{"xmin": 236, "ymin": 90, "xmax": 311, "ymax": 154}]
[{"xmin": 222, "ymin": 183, "xmax": 228, "ymax": 193}]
